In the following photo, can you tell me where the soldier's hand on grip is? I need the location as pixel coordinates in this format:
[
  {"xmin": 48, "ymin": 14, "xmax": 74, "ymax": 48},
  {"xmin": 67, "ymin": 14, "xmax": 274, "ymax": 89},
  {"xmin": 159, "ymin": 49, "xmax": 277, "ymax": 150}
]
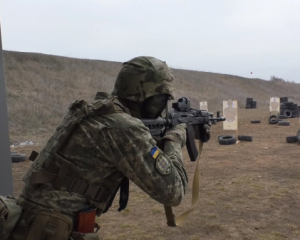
[{"xmin": 204, "ymin": 124, "xmax": 211, "ymax": 139}]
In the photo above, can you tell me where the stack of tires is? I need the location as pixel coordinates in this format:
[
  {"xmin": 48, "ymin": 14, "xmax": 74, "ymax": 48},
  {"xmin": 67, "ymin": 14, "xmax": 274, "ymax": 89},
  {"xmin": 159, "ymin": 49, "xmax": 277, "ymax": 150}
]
[
  {"xmin": 280, "ymin": 97, "xmax": 299, "ymax": 118},
  {"xmin": 246, "ymin": 98, "xmax": 257, "ymax": 109}
]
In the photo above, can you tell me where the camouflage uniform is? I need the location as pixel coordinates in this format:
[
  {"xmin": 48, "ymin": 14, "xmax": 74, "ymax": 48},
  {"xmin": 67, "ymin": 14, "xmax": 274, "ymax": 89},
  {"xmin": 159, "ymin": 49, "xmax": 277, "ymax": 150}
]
[{"xmin": 11, "ymin": 57, "xmax": 188, "ymax": 240}]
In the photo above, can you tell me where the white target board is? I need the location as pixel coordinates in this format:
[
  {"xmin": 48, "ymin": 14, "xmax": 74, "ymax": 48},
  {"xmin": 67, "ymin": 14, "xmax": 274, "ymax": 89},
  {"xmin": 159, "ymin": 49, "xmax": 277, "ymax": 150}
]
[
  {"xmin": 270, "ymin": 97, "xmax": 280, "ymax": 112},
  {"xmin": 223, "ymin": 100, "xmax": 238, "ymax": 130},
  {"xmin": 199, "ymin": 101, "xmax": 208, "ymax": 111}
]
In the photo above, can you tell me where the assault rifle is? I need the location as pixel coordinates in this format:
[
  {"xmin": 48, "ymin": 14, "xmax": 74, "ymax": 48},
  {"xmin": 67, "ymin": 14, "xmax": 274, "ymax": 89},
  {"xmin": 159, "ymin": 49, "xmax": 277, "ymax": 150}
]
[{"xmin": 141, "ymin": 97, "xmax": 226, "ymax": 162}]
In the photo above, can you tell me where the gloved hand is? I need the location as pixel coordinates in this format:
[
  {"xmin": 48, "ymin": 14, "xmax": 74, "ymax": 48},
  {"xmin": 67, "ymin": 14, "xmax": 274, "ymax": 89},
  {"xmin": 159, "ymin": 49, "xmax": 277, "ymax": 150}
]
[
  {"xmin": 162, "ymin": 123, "xmax": 187, "ymax": 148},
  {"xmin": 204, "ymin": 123, "xmax": 211, "ymax": 136},
  {"xmin": 198, "ymin": 124, "xmax": 210, "ymax": 142}
]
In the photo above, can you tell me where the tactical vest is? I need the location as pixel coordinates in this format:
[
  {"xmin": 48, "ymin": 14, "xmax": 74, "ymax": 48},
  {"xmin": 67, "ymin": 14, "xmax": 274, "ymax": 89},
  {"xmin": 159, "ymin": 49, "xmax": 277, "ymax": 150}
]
[{"xmin": 24, "ymin": 92, "xmax": 130, "ymax": 215}]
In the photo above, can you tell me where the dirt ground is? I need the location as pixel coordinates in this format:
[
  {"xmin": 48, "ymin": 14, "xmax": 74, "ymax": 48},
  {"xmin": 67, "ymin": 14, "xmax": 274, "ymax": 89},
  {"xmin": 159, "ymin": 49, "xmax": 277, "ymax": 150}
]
[{"xmin": 11, "ymin": 107, "xmax": 300, "ymax": 240}]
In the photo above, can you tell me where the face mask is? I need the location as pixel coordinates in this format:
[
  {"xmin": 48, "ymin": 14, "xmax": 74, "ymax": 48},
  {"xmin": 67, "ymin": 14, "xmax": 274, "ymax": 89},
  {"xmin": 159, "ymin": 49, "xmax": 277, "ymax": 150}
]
[{"xmin": 141, "ymin": 94, "xmax": 169, "ymax": 119}]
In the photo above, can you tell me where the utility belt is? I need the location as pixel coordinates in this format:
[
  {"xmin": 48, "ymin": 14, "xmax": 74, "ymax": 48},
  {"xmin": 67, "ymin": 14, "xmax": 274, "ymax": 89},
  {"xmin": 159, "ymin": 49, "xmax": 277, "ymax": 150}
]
[
  {"xmin": 11, "ymin": 202, "xmax": 99, "ymax": 240},
  {"xmin": 29, "ymin": 155, "xmax": 110, "ymax": 204}
]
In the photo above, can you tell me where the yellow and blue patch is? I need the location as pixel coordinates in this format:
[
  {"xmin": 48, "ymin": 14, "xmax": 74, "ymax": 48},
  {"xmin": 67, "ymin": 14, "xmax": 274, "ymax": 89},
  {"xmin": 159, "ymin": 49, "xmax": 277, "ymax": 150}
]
[{"xmin": 150, "ymin": 146, "xmax": 160, "ymax": 159}]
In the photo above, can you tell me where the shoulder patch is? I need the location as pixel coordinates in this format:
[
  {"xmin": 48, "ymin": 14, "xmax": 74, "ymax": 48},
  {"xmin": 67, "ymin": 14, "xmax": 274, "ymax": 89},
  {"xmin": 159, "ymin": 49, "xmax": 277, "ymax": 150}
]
[
  {"xmin": 156, "ymin": 154, "xmax": 172, "ymax": 175},
  {"xmin": 150, "ymin": 146, "xmax": 160, "ymax": 159}
]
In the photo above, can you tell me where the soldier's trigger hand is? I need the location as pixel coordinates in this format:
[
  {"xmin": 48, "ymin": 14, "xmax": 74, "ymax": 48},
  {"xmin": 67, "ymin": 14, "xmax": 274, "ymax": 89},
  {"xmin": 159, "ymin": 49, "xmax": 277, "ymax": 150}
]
[
  {"xmin": 204, "ymin": 124, "xmax": 211, "ymax": 136},
  {"xmin": 198, "ymin": 123, "xmax": 211, "ymax": 142},
  {"xmin": 162, "ymin": 123, "xmax": 187, "ymax": 147}
]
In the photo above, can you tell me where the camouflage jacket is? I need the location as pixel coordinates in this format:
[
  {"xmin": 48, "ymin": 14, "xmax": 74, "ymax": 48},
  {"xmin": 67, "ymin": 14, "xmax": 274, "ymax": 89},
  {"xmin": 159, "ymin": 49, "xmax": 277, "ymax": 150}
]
[{"xmin": 19, "ymin": 92, "xmax": 188, "ymax": 217}]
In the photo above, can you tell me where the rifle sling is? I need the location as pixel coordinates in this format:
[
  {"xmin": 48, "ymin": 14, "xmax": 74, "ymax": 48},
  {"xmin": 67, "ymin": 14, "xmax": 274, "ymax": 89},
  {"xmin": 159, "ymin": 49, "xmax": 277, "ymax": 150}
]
[{"xmin": 163, "ymin": 140, "xmax": 203, "ymax": 226}]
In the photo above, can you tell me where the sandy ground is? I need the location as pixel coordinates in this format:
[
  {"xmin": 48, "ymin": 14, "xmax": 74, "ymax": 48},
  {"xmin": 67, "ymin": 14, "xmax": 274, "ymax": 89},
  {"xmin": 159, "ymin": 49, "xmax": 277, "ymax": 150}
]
[{"xmin": 11, "ymin": 108, "xmax": 300, "ymax": 240}]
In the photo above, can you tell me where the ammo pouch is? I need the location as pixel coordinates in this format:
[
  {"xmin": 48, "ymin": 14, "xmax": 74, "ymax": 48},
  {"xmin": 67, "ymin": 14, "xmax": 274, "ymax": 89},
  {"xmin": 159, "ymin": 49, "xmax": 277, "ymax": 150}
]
[
  {"xmin": 0, "ymin": 195, "xmax": 23, "ymax": 240},
  {"xmin": 25, "ymin": 210, "xmax": 73, "ymax": 240}
]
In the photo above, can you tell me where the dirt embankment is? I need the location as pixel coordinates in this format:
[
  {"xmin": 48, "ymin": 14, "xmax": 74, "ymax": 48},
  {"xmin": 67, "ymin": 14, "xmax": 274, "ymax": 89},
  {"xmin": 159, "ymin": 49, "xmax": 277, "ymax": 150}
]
[{"xmin": 4, "ymin": 50, "xmax": 300, "ymax": 141}]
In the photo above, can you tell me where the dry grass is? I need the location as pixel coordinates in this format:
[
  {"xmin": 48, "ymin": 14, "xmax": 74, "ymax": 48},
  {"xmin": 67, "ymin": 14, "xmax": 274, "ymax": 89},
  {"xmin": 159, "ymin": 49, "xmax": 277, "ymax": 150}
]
[{"xmin": 4, "ymin": 51, "xmax": 121, "ymax": 141}]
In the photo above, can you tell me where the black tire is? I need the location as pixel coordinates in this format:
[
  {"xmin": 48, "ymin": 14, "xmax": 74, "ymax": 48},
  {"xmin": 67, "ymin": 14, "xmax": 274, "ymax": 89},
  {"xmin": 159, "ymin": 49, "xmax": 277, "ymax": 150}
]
[
  {"xmin": 292, "ymin": 110, "xmax": 299, "ymax": 116},
  {"xmin": 218, "ymin": 135, "xmax": 237, "ymax": 145},
  {"xmin": 11, "ymin": 152, "xmax": 26, "ymax": 163},
  {"xmin": 284, "ymin": 110, "xmax": 292, "ymax": 118},
  {"xmin": 246, "ymin": 98, "xmax": 253, "ymax": 103},
  {"xmin": 280, "ymin": 106, "xmax": 288, "ymax": 110},
  {"xmin": 285, "ymin": 102, "xmax": 294, "ymax": 106},
  {"xmin": 278, "ymin": 121, "xmax": 290, "ymax": 126},
  {"xmin": 286, "ymin": 136, "xmax": 298, "ymax": 143},
  {"xmin": 246, "ymin": 104, "xmax": 251, "ymax": 109},
  {"xmin": 280, "ymin": 97, "xmax": 288, "ymax": 103},
  {"xmin": 269, "ymin": 115, "xmax": 279, "ymax": 124},
  {"xmin": 251, "ymin": 101, "xmax": 257, "ymax": 108},
  {"xmin": 238, "ymin": 135, "xmax": 252, "ymax": 142},
  {"xmin": 251, "ymin": 120, "xmax": 261, "ymax": 124},
  {"xmin": 278, "ymin": 115, "xmax": 287, "ymax": 119},
  {"xmin": 297, "ymin": 130, "xmax": 300, "ymax": 142}
]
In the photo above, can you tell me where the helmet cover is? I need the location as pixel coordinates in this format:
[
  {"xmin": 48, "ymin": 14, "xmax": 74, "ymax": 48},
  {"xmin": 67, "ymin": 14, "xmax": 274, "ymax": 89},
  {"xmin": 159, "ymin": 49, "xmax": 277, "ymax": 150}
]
[{"xmin": 112, "ymin": 56, "xmax": 175, "ymax": 103}]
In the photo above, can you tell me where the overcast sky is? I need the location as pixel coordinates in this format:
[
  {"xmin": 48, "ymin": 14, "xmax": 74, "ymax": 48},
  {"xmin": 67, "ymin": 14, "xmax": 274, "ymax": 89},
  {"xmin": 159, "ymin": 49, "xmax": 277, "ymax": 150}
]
[{"xmin": 1, "ymin": 0, "xmax": 300, "ymax": 83}]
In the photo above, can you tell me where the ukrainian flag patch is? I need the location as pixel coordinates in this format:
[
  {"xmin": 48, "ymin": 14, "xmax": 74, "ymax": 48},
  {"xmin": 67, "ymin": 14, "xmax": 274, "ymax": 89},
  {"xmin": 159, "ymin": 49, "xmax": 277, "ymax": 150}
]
[{"xmin": 150, "ymin": 146, "xmax": 160, "ymax": 159}]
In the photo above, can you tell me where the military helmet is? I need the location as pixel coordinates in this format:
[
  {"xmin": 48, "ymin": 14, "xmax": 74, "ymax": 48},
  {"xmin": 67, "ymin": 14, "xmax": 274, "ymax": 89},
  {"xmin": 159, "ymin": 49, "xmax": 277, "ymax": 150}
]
[{"xmin": 111, "ymin": 56, "xmax": 175, "ymax": 103}]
